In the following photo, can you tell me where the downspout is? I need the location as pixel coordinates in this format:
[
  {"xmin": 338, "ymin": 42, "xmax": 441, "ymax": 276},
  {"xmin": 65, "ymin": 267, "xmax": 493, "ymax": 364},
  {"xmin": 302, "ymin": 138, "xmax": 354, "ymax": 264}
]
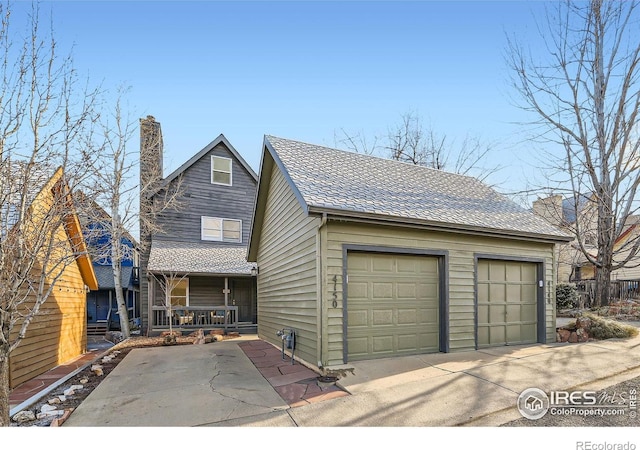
[{"xmin": 316, "ymin": 212, "xmax": 328, "ymax": 370}]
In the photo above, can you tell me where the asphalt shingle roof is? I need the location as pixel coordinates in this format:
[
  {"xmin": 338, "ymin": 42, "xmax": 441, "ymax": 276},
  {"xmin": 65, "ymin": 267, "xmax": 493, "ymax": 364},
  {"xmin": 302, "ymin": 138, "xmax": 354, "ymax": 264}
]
[
  {"xmin": 93, "ymin": 265, "xmax": 133, "ymax": 290},
  {"xmin": 265, "ymin": 136, "xmax": 570, "ymax": 240},
  {"xmin": 147, "ymin": 240, "xmax": 254, "ymax": 275}
]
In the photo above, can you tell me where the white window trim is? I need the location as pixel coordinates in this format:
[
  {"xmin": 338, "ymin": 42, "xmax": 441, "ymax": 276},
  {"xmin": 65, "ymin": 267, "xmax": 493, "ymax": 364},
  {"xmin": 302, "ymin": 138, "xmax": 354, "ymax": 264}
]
[
  {"xmin": 201, "ymin": 216, "xmax": 242, "ymax": 243},
  {"xmin": 211, "ymin": 155, "xmax": 233, "ymax": 186},
  {"xmin": 170, "ymin": 277, "xmax": 190, "ymax": 307}
]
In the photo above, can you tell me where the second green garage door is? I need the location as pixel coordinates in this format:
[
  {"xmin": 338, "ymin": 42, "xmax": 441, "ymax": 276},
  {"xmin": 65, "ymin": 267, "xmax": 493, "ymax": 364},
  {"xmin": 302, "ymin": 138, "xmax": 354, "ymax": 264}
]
[
  {"xmin": 346, "ymin": 252, "xmax": 441, "ymax": 361},
  {"xmin": 477, "ymin": 259, "xmax": 539, "ymax": 348}
]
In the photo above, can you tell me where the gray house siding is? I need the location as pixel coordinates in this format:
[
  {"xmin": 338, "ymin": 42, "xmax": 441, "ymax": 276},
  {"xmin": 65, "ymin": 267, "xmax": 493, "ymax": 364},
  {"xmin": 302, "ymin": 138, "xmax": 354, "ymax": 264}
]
[
  {"xmin": 140, "ymin": 132, "xmax": 258, "ymax": 334},
  {"xmin": 154, "ymin": 143, "xmax": 256, "ymax": 246}
]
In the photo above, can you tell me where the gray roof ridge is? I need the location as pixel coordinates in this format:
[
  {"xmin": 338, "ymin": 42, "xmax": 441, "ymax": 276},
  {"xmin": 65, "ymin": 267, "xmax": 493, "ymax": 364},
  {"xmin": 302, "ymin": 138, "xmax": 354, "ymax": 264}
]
[
  {"xmin": 264, "ymin": 134, "xmax": 485, "ymax": 184},
  {"xmin": 156, "ymin": 134, "xmax": 258, "ymax": 194}
]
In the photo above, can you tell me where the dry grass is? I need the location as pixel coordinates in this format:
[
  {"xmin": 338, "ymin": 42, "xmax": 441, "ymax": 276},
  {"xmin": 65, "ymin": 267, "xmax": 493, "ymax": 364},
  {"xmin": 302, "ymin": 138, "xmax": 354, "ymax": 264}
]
[{"xmin": 580, "ymin": 313, "xmax": 639, "ymax": 340}]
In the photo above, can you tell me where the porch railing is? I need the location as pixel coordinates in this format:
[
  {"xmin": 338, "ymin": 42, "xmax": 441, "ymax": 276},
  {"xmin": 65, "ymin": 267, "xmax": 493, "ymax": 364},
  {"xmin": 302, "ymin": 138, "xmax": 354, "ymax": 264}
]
[{"xmin": 151, "ymin": 306, "xmax": 238, "ymax": 330}]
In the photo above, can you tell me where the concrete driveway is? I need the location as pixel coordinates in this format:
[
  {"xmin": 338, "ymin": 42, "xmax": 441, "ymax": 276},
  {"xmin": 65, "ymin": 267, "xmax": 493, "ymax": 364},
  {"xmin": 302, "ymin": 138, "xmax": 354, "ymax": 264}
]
[{"xmin": 63, "ymin": 332, "xmax": 640, "ymax": 427}]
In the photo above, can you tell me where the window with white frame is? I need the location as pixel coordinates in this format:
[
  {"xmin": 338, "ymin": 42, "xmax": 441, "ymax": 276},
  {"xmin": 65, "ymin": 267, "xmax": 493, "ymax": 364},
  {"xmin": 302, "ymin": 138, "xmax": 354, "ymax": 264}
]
[
  {"xmin": 170, "ymin": 278, "xmax": 189, "ymax": 306},
  {"xmin": 211, "ymin": 155, "xmax": 232, "ymax": 185},
  {"xmin": 201, "ymin": 216, "xmax": 242, "ymax": 243}
]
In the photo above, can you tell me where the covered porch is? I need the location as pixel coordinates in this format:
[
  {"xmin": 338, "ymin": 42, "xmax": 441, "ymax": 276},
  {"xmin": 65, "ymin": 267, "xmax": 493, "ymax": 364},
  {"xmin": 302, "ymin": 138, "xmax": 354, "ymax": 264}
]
[{"xmin": 146, "ymin": 240, "xmax": 257, "ymax": 334}]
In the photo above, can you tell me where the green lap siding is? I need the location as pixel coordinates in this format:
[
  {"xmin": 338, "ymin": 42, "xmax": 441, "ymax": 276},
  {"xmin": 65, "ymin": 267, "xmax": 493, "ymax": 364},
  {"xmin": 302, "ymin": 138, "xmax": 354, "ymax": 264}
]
[
  {"xmin": 255, "ymin": 164, "xmax": 319, "ymax": 366},
  {"xmin": 324, "ymin": 222, "xmax": 556, "ymax": 366}
]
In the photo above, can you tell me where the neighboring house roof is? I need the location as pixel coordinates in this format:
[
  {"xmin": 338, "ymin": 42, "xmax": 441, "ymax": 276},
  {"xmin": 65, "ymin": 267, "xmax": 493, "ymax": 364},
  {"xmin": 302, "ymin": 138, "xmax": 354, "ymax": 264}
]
[
  {"xmin": 147, "ymin": 240, "xmax": 254, "ymax": 275},
  {"xmin": 2, "ymin": 162, "xmax": 98, "ymax": 290},
  {"xmin": 153, "ymin": 134, "xmax": 258, "ymax": 197},
  {"xmin": 93, "ymin": 265, "xmax": 134, "ymax": 290},
  {"xmin": 2, "ymin": 161, "xmax": 55, "ymax": 232},
  {"xmin": 562, "ymin": 195, "xmax": 593, "ymax": 224},
  {"xmin": 249, "ymin": 136, "xmax": 572, "ymax": 258}
]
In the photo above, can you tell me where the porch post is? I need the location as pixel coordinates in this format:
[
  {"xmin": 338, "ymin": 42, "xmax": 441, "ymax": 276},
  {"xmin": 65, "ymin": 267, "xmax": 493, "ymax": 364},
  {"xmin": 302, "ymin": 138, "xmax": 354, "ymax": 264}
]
[
  {"xmin": 223, "ymin": 277, "xmax": 230, "ymax": 327},
  {"xmin": 224, "ymin": 277, "xmax": 229, "ymax": 307}
]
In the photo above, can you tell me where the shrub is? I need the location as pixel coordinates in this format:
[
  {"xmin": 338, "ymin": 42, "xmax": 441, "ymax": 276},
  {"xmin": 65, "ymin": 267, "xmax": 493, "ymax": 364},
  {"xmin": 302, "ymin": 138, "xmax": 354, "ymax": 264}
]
[
  {"xmin": 557, "ymin": 283, "xmax": 579, "ymax": 310},
  {"xmin": 583, "ymin": 313, "xmax": 639, "ymax": 340}
]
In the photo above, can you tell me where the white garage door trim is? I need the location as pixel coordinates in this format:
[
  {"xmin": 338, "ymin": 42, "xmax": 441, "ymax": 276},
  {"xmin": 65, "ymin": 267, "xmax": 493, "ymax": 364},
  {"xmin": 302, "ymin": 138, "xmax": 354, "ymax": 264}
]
[
  {"xmin": 342, "ymin": 245, "xmax": 449, "ymax": 363},
  {"xmin": 474, "ymin": 254, "xmax": 546, "ymax": 349}
]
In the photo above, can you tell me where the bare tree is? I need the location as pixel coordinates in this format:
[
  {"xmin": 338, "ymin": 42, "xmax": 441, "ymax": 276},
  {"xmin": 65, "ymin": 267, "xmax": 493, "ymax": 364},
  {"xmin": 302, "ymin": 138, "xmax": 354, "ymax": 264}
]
[
  {"xmin": 81, "ymin": 89, "xmax": 138, "ymax": 338},
  {"xmin": 335, "ymin": 111, "xmax": 500, "ymax": 183},
  {"xmin": 333, "ymin": 128, "xmax": 380, "ymax": 155},
  {"xmin": 507, "ymin": 0, "xmax": 640, "ymax": 306},
  {"xmin": 0, "ymin": 1, "xmax": 99, "ymax": 426},
  {"xmin": 148, "ymin": 271, "xmax": 189, "ymax": 340},
  {"xmin": 386, "ymin": 112, "xmax": 500, "ymax": 182}
]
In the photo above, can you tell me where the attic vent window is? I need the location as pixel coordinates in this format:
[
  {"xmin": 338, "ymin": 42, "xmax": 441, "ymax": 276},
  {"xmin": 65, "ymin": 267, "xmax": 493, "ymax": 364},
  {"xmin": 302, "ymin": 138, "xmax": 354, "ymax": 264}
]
[{"xmin": 211, "ymin": 155, "xmax": 232, "ymax": 186}]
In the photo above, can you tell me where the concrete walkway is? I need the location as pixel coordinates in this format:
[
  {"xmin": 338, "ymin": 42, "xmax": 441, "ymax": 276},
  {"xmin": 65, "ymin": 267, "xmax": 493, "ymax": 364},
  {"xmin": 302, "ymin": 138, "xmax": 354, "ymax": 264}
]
[{"xmin": 62, "ymin": 329, "xmax": 640, "ymax": 427}]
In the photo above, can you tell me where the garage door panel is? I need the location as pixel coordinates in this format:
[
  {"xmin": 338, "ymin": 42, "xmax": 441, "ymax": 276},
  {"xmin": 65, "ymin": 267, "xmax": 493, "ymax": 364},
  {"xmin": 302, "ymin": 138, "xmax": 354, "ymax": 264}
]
[
  {"xmin": 420, "ymin": 282, "xmax": 439, "ymax": 298},
  {"xmin": 490, "ymin": 284, "xmax": 506, "ymax": 302},
  {"xmin": 348, "ymin": 253, "xmax": 369, "ymax": 272},
  {"xmin": 522, "ymin": 304, "xmax": 537, "ymax": 319},
  {"xmin": 506, "ymin": 264, "xmax": 522, "ymax": 282},
  {"xmin": 506, "ymin": 285, "xmax": 521, "ymax": 302},
  {"xmin": 397, "ymin": 283, "xmax": 417, "ymax": 299},
  {"xmin": 397, "ymin": 334, "xmax": 418, "ymax": 351},
  {"xmin": 521, "ymin": 324, "xmax": 537, "ymax": 341},
  {"xmin": 506, "ymin": 324, "xmax": 521, "ymax": 342},
  {"xmin": 478, "ymin": 284, "xmax": 489, "ymax": 303},
  {"xmin": 489, "ymin": 304, "xmax": 504, "ymax": 322},
  {"xmin": 522, "ymin": 264, "xmax": 536, "ymax": 281},
  {"xmin": 491, "ymin": 327, "xmax": 506, "ymax": 345},
  {"xmin": 348, "ymin": 281, "xmax": 368, "ymax": 299},
  {"xmin": 348, "ymin": 336, "xmax": 369, "ymax": 357},
  {"xmin": 372, "ymin": 282, "xmax": 393, "ymax": 299},
  {"xmin": 347, "ymin": 252, "xmax": 440, "ymax": 361},
  {"xmin": 506, "ymin": 304, "xmax": 521, "ymax": 322},
  {"xmin": 372, "ymin": 257, "xmax": 394, "ymax": 272},
  {"xmin": 372, "ymin": 309, "xmax": 393, "ymax": 325},
  {"xmin": 348, "ymin": 310, "xmax": 368, "ymax": 327},
  {"xmin": 397, "ymin": 308, "xmax": 418, "ymax": 324},
  {"xmin": 372, "ymin": 335, "xmax": 394, "ymax": 353},
  {"xmin": 477, "ymin": 260, "xmax": 539, "ymax": 348},
  {"xmin": 489, "ymin": 263, "xmax": 506, "ymax": 281}
]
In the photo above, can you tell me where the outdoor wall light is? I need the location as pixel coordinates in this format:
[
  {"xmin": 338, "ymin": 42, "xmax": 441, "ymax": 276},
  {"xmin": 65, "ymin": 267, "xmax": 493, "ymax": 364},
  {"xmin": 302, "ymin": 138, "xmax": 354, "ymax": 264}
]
[{"xmin": 251, "ymin": 265, "xmax": 259, "ymax": 276}]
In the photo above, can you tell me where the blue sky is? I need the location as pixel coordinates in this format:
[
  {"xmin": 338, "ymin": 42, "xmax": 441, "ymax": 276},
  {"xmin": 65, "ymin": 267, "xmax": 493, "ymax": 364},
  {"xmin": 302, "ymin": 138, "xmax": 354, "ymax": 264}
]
[{"xmin": 15, "ymin": 0, "xmax": 548, "ymax": 195}]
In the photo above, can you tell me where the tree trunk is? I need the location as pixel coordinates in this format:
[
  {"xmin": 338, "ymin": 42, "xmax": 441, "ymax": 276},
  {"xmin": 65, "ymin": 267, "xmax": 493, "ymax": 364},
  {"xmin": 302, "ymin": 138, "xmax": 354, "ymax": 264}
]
[
  {"xmin": 595, "ymin": 265, "xmax": 611, "ymax": 308},
  {"xmin": 113, "ymin": 262, "xmax": 131, "ymax": 338},
  {"xmin": 0, "ymin": 346, "xmax": 11, "ymax": 427}
]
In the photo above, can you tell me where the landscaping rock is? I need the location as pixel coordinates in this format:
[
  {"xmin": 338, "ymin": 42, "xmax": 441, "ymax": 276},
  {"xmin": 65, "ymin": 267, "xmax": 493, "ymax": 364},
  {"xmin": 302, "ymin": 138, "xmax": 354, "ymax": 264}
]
[
  {"xmin": 12, "ymin": 410, "xmax": 36, "ymax": 424},
  {"xmin": 558, "ymin": 329, "xmax": 571, "ymax": 342},
  {"xmin": 576, "ymin": 328, "xmax": 589, "ymax": 342},
  {"xmin": 63, "ymin": 385, "xmax": 85, "ymax": 396},
  {"xmin": 91, "ymin": 364, "xmax": 104, "ymax": 376}
]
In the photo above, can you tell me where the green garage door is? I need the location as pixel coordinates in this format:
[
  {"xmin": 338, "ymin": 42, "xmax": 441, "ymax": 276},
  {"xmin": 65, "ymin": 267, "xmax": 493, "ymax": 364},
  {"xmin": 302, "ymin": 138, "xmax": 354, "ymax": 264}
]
[
  {"xmin": 346, "ymin": 252, "xmax": 440, "ymax": 361},
  {"xmin": 477, "ymin": 259, "xmax": 538, "ymax": 347}
]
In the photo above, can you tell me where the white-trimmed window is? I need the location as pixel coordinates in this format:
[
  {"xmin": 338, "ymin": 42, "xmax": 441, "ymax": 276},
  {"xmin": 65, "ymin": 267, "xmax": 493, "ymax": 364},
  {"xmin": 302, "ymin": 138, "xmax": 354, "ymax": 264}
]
[
  {"xmin": 170, "ymin": 278, "xmax": 189, "ymax": 306},
  {"xmin": 211, "ymin": 155, "xmax": 232, "ymax": 185},
  {"xmin": 201, "ymin": 216, "xmax": 242, "ymax": 243}
]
